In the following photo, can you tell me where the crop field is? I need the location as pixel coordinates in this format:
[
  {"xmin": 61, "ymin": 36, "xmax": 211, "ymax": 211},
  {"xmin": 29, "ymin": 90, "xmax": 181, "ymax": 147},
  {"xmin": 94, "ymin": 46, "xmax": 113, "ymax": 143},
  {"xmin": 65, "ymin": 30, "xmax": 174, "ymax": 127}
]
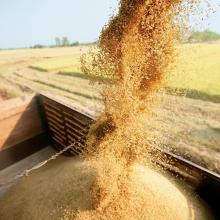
[
  {"xmin": 168, "ymin": 43, "xmax": 220, "ymax": 102},
  {"xmin": 4, "ymin": 43, "xmax": 219, "ymax": 102},
  {"xmin": 0, "ymin": 44, "xmax": 220, "ymax": 172},
  {"xmin": 30, "ymin": 55, "xmax": 81, "ymax": 73}
]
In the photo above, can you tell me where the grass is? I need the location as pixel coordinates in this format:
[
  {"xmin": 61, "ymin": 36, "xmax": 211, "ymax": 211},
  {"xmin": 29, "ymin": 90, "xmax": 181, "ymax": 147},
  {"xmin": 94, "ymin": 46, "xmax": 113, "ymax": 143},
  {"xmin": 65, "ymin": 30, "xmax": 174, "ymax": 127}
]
[
  {"xmin": 0, "ymin": 74, "xmax": 25, "ymax": 99},
  {"xmin": 29, "ymin": 55, "xmax": 81, "ymax": 72},
  {"xmin": 1, "ymin": 43, "xmax": 220, "ymax": 103},
  {"xmin": 26, "ymin": 43, "xmax": 220, "ymax": 103},
  {"xmin": 58, "ymin": 66, "xmax": 84, "ymax": 77},
  {"xmin": 167, "ymin": 43, "xmax": 220, "ymax": 102}
]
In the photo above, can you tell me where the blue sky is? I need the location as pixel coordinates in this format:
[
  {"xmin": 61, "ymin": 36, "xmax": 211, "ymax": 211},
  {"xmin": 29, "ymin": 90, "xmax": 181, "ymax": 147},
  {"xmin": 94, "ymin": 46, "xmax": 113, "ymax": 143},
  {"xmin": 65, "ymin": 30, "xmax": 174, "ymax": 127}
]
[{"xmin": 0, "ymin": 0, "xmax": 219, "ymax": 49}]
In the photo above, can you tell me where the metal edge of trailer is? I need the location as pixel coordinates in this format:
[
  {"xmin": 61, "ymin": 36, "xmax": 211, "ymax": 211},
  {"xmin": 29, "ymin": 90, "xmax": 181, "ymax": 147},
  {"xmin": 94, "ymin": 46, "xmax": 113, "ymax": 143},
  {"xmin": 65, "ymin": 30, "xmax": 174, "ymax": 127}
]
[
  {"xmin": 0, "ymin": 133, "xmax": 50, "ymax": 170},
  {"xmin": 0, "ymin": 95, "xmax": 51, "ymax": 170}
]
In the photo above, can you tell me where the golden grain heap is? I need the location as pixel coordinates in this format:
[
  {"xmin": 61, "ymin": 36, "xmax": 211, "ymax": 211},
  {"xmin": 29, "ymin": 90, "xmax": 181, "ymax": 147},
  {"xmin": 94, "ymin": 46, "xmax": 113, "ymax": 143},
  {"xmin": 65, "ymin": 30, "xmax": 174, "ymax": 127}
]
[
  {"xmin": 73, "ymin": 0, "xmax": 204, "ymax": 219},
  {"xmin": 69, "ymin": 0, "xmax": 209, "ymax": 219}
]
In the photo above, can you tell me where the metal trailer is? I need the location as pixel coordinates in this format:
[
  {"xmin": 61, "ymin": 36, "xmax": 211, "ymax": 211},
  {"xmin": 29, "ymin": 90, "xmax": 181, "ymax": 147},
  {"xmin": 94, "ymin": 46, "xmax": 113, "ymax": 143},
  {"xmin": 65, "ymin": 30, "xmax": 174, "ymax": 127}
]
[{"xmin": 0, "ymin": 93, "xmax": 220, "ymax": 218}]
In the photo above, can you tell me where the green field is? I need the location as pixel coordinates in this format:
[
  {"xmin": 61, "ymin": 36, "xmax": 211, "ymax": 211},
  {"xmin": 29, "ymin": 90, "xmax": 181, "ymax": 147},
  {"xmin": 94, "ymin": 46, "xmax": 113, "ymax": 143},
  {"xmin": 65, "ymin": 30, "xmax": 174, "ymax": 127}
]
[
  {"xmin": 167, "ymin": 43, "xmax": 220, "ymax": 102},
  {"xmin": 24, "ymin": 43, "xmax": 220, "ymax": 102},
  {"xmin": 1, "ymin": 43, "xmax": 220, "ymax": 103},
  {"xmin": 30, "ymin": 55, "xmax": 81, "ymax": 73}
]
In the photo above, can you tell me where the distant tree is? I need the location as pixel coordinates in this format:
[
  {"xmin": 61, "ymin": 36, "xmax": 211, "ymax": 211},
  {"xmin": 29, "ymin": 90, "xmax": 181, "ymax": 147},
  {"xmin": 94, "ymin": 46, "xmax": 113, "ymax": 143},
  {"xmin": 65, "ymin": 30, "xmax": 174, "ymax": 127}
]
[
  {"xmin": 70, "ymin": 41, "xmax": 79, "ymax": 46},
  {"xmin": 62, "ymin": 37, "xmax": 70, "ymax": 46},
  {"xmin": 32, "ymin": 44, "xmax": 44, "ymax": 48},
  {"xmin": 188, "ymin": 30, "xmax": 220, "ymax": 43},
  {"xmin": 55, "ymin": 37, "xmax": 61, "ymax": 47},
  {"xmin": 93, "ymin": 40, "xmax": 99, "ymax": 45}
]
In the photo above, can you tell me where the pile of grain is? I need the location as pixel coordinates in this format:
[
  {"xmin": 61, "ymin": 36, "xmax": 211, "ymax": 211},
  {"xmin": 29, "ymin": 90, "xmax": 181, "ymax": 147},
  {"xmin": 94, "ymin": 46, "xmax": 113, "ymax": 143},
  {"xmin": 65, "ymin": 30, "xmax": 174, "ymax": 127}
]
[
  {"xmin": 77, "ymin": 0, "xmax": 206, "ymax": 219},
  {"xmin": 0, "ymin": 156, "xmax": 212, "ymax": 220}
]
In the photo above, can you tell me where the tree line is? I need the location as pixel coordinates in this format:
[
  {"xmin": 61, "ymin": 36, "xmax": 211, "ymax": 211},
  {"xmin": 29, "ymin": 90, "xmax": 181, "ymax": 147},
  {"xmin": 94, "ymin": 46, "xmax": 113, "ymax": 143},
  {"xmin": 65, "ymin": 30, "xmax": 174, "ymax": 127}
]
[
  {"xmin": 187, "ymin": 30, "xmax": 220, "ymax": 43},
  {"xmin": 55, "ymin": 37, "xmax": 79, "ymax": 47},
  {"xmin": 31, "ymin": 37, "xmax": 97, "ymax": 49},
  {"xmin": 30, "ymin": 30, "xmax": 220, "ymax": 49}
]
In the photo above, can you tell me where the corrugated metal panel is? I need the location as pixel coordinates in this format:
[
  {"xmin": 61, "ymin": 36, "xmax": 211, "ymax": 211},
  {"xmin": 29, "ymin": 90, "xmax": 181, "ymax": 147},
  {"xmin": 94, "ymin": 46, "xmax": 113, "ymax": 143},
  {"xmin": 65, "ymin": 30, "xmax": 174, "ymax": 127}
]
[{"xmin": 39, "ymin": 95, "xmax": 94, "ymax": 156}]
